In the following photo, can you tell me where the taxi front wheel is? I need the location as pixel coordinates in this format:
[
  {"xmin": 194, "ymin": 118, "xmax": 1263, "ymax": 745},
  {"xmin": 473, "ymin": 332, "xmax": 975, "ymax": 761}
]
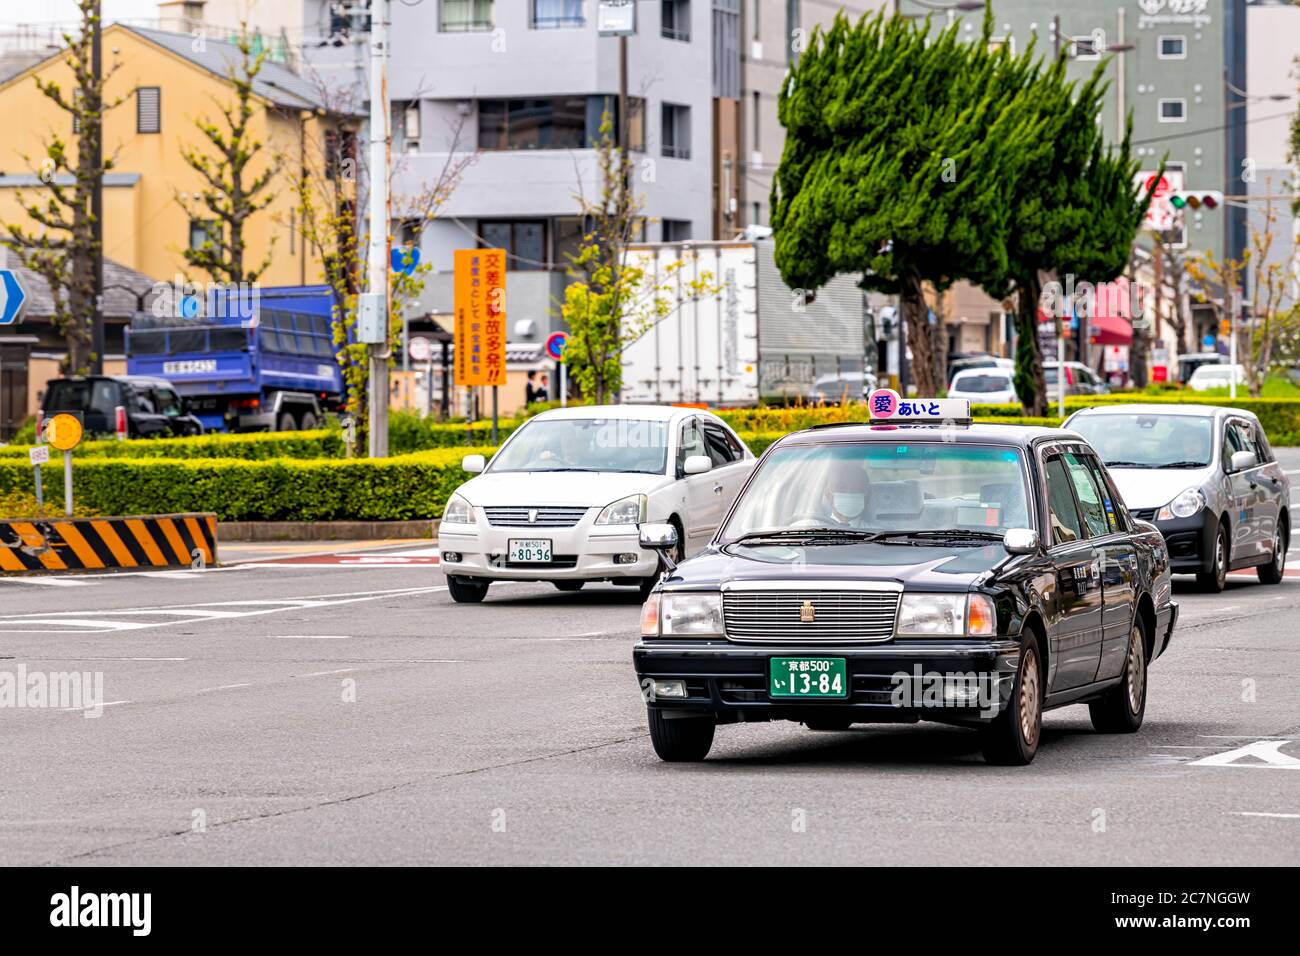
[
  {"xmin": 979, "ymin": 633, "xmax": 1042, "ymax": 766},
  {"xmin": 648, "ymin": 709, "xmax": 715, "ymax": 762}
]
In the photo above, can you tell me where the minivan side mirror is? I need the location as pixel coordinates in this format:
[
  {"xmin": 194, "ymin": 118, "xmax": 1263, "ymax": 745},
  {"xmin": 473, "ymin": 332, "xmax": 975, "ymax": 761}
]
[
  {"xmin": 462, "ymin": 454, "xmax": 486, "ymax": 474},
  {"xmin": 683, "ymin": 455, "xmax": 712, "ymax": 476},
  {"xmin": 1003, "ymin": 528, "xmax": 1041, "ymax": 555},
  {"xmin": 1229, "ymin": 450, "xmax": 1257, "ymax": 473}
]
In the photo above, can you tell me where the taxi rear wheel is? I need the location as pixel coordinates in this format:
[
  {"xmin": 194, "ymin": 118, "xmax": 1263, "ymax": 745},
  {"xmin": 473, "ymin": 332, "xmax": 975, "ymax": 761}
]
[
  {"xmin": 647, "ymin": 709, "xmax": 715, "ymax": 762},
  {"xmin": 979, "ymin": 633, "xmax": 1042, "ymax": 766},
  {"xmin": 447, "ymin": 575, "xmax": 489, "ymax": 603},
  {"xmin": 1089, "ymin": 619, "xmax": 1147, "ymax": 733}
]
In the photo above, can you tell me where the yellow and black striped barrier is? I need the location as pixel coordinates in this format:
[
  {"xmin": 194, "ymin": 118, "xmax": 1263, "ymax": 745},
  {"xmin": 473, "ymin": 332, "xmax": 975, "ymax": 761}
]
[{"xmin": 0, "ymin": 514, "xmax": 217, "ymax": 574}]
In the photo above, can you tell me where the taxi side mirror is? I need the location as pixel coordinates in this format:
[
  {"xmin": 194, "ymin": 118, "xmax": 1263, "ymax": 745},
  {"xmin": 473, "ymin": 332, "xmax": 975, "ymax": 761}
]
[
  {"xmin": 462, "ymin": 454, "xmax": 486, "ymax": 474},
  {"xmin": 1003, "ymin": 528, "xmax": 1040, "ymax": 555},
  {"xmin": 639, "ymin": 522, "xmax": 679, "ymax": 572}
]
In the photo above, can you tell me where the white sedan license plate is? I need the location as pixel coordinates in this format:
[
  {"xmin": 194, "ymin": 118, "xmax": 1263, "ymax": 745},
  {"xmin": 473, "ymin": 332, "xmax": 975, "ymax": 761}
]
[{"xmin": 509, "ymin": 539, "xmax": 552, "ymax": 563}]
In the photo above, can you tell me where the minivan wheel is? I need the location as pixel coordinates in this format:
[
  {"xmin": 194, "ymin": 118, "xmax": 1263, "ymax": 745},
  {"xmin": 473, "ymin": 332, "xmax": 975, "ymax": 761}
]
[
  {"xmin": 1089, "ymin": 619, "xmax": 1148, "ymax": 733},
  {"xmin": 1258, "ymin": 519, "xmax": 1287, "ymax": 585},
  {"xmin": 447, "ymin": 575, "xmax": 489, "ymax": 603},
  {"xmin": 979, "ymin": 633, "xmax": 1042, "ymax": 766},
  {"xmin": 647, "ymin": 709, "xmax": 715, "ymax": 762},
  {"xmin": 1196, "ymin": 522, "xmax": 1229, "ymax": 593}
]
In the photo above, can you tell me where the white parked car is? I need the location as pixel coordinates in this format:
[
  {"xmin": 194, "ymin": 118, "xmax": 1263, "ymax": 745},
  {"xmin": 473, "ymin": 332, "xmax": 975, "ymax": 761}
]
[
  {"xmin": 948, "ymin": 367, "xmax": 1018, "ymax": 404},
  {"xmin": 436, "ymin": 405, "xmax": 756, "ymax": 602},
  {"xmin": 1187, "ymin": 363, "xmax": 1246, "ymax": 392}
]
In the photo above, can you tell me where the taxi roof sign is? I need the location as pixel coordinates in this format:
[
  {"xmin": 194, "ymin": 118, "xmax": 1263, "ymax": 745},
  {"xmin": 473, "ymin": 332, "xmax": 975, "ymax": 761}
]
[{"xmin": 867, "ymin": 388, "xmax": 970, "ymax": 423}]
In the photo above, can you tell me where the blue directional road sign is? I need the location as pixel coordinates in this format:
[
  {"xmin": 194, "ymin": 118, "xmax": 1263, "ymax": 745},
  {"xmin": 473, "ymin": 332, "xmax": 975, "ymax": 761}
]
[
  {"xmin": 0, "ymin": 268, "xmax": 28, "ymax": 326},
  {"xmin": 391, "ymin": 246, "xmax": 421, "ymax": 276}
]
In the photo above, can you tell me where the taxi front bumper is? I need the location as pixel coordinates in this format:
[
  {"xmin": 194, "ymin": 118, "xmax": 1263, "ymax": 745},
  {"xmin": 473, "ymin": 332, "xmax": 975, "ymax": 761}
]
[{"xmin": 633, "ymin": 639, "xmax": 1022, "ymax": 724}]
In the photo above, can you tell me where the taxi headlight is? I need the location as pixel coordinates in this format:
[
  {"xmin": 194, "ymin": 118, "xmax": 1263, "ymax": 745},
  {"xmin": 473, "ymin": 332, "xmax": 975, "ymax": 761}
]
[
  {"xmin": 595, "ymin": 493, "xmax": 647, "ymax": 526},
  {"xmin": 442, "ymin": 493, "xmax": 475, "ymax": 525},
  {"xmin": 1157, "ymin": 487, "xmax": 1205, "ymax": 521},
  {"xmin": 661, "ymin": 592, "xmax": 723, "ymax": 636},
  {"xmin": 897, "ymin": 593, "xmax": 966, "ymax": 636}
]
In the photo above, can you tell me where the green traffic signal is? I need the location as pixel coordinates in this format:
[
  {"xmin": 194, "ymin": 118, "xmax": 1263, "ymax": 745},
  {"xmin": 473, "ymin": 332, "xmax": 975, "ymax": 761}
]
[{"xmin": 1170, "ymin": 195, "xmax": 1187, "ymax": 209}]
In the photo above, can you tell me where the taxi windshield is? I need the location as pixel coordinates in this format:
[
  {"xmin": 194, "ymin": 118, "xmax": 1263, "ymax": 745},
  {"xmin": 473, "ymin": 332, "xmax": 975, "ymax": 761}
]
[{"xmin": 721, "ymin": 441, "xmax": 1031, "ymax": 541}]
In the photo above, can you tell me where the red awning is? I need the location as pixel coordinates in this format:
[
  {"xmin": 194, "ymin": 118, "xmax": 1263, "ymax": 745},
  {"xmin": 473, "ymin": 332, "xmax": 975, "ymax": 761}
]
[
  {"xmin": 1036, "ymin": 278, "xmax": 1134, "ymax": 345},
  {"xmin": 1087, "ymin": 312, "xmax": 1133, "ymax": 346}
]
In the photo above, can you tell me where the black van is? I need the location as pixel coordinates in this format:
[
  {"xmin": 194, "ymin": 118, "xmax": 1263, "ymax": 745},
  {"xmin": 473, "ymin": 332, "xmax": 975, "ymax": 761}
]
[{"xmin": 41, "ymin": 375, "xmax": 203, "ymax": 439}]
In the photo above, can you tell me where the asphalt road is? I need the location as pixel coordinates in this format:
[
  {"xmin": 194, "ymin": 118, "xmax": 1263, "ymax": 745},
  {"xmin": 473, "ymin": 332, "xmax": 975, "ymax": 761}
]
[{"xmin": 1, "ymin": 461, "xmax": 1298, "ymax": 866}]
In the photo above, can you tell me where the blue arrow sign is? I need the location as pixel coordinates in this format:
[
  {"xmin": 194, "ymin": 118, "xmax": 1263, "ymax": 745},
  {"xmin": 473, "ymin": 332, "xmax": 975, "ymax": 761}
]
[
  {"xmin": 391, "ymin": 246, "xmax": 420, "ymax": 276},
  {"xmin": 0, "ymin": 268, "xmax": 28, "ymax": 326}
]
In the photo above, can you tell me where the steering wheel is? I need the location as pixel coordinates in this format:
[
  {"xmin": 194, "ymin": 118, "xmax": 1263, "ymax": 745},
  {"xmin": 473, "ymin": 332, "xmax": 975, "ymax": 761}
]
[{"xmin": 787, "ymin": 511, "xmax": 840, "ymax": 528}]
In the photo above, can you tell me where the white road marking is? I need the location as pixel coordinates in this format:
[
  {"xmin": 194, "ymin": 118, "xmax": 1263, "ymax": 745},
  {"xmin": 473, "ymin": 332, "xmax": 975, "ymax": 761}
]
[
  {"xmin": 1190, "ymin": 740, "xmax": 1300, "ymax": 769},
  {"xmin": 0, "ymin": 576, "xmax": 95, "ymax": 587},
  {"xmin": 303, "ymin": 668, "xmax": 356, "ymax": 677},
  {"xmin": 197, "ymin": 683, "xmax": 251, "ymax": 693},
  {"xmin": 1230, "ymin": 812, "xmax": 1300, "ymax": 819},
  {"xmin": 0, "ymin": 585, "xmax": 450, "ymax": 634},
  {"xmin": 273, "ymin": 635, "xmax": 351, "ymax": 640}
]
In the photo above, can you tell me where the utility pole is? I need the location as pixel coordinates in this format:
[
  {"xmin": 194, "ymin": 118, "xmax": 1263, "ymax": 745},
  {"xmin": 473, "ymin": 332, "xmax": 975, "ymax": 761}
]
[
  {"xmin": 366, "ymin": 0, "xmax": 391, "ymax": 457},
  {"xmin": 90, "ymin": 0, "xmax": 105, "ymax": 374}
]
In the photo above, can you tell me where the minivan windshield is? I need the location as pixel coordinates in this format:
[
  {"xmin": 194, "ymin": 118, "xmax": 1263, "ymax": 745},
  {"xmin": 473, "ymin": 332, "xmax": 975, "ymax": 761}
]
[
  {"xmin": 43, "ymin": 379, "xmax": 117, "ymax": 416},
  {"xmin": 721, "ymin": 442, "xmax": 1030, "ymax": 541},
  {"xmin": 1069, "ymin": 413, "xmax": 1213, "ymax": 469},
  {"xmin": 489, "ymin": 418, "xmax": 669, "ymax": 474}
]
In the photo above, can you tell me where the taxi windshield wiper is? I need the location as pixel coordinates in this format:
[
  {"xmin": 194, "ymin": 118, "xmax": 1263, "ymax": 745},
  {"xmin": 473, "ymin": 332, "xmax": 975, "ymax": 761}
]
[
  {"xmin": 877, "ymin": 529, "xmax": 1006, "ymax": 543},
  {"xmin": 1104, "ymin": 460, "xmax": 1155, "ymax": 469},
  {"xmin": 730, "ymin": 528, "xmax": 883, "ymax": 545},
  {"xmin": 1158, "ymin": 460, "xmax": 1209, "ymax": 469}
]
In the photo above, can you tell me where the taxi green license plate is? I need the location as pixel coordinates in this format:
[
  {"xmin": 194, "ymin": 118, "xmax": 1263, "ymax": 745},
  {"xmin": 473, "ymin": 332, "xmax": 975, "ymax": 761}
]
[{"xmin": 769, "ymin": 657, "xmax": 848, "ymax": 699}]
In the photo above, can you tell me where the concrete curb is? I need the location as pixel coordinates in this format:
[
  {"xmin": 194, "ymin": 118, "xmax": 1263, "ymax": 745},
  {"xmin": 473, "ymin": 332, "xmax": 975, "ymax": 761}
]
[{"xmin": 218, "ymin": 519, "xmax": 437, "ymax": 542}]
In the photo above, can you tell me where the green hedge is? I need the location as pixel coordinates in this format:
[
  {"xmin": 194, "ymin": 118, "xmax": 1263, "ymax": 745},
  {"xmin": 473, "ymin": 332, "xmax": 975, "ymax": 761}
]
[
  {"xmin": 0, "ymin": 430, "xmax": 345, "ymax": 461},
  {"xmin": 0, "ymin": 447, "xmax": 493, "ymax": 522}
]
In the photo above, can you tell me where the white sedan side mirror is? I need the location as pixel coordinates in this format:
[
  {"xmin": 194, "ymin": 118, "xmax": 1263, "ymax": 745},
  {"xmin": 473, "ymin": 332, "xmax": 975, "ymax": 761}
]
[
  {"xmin": 683, "ymin": 455, "xmax": 712, "ymax": 475},
  {"xmin": 462, "ymin": 454, "xmax": 486, "ymax": 474}
]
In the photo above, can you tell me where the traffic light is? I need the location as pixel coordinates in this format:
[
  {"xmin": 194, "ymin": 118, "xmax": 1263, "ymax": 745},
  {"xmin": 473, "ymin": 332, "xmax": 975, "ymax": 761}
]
[{"xmin": 1169, "ymin": 190, "xmax": 1223, "ymax": 211}]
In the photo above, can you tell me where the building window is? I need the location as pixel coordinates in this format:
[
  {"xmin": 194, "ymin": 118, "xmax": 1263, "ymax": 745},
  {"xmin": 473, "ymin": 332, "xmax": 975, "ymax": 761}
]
[
  {"xmin": 441, "ymin": 0, "xmax": 493, "ymax": 33},
  {"xmin": 478, "ymin": 97, "xmax": 587, "ymax": 150},
  {"xmin": 586, "ymin": 95, "xmax": 645, "ymax": 150},
  {"xmin": 662, "ymin": 219, "xmax": 692, "ymax": 242},
  {"xmin": 661, "ymin": 102, "xmax": 691, "ymax": 159},
  {"xmin": 137, "ymin": 87, "xmax": 161, "ymax": 134},
  {"xmin": 1158, "ymin": 98, "xmax": 1186, "ymax": 123},
  {"xmin": 481, "ymin": 220, "xmax": 546, "ymax": 270},
  {"xmin": 662, "ymin": 0, "xmax": 690, "ymax": 41},
  {"xmin": 752, "ymin": 0, "xmax": 760, "ymax": 40},
  {"xmin": 1158, "ymin": 35, "xmax": 1186, "ymax": 59},
  {"xmin": 189, "ymin": 219, "xmax": 219, "ymax": 251},
  {"xmin": 395, "ymin": 101, "xmax": 420, "ymax": 153},
  {"xmin": 751, "ymin": 90, "xmax": 761, "ymax": 150},
  {"xmin": 751, "ymin": 201, "xmax": 761, "ymax": 227},
  {"xmin": 532, "ymin": 0, "xmax": 584, "ymax": 29}
]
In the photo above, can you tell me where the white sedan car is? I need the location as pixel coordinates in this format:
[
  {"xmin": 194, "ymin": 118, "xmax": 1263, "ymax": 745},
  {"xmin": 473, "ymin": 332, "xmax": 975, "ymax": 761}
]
[{"xmin": 436, "ymin": 405, "xmax": 755, "ymax": 602}]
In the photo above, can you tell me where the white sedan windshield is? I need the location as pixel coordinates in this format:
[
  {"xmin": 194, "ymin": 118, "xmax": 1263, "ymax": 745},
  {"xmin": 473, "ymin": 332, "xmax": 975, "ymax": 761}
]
[
  {"xmin": 490, "ymin": 418, "xmax": 669, "ymax": 474},
  {"xmin": 722, "ymin": 442, "xmax": 1031, "ymax": 538}
]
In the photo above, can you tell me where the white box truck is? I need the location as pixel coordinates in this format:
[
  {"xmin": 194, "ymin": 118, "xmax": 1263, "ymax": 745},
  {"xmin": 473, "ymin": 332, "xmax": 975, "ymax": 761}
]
[{"xmin": 619, "ymin": 240, "xmax": 866, "ymax": 406}]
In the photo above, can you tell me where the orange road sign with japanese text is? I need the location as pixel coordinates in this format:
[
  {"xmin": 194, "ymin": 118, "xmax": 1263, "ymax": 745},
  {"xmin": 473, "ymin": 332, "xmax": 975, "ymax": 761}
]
[{"xmin": 453, "ymin": 248, "xmax": 507, "ymax": 386}]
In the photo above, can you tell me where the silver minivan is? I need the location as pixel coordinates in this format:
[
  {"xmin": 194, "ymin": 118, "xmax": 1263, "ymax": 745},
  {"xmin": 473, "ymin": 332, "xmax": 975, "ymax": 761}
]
[{"xmin": 1063, "ymin": 404, "xmax": 1289, "ymax": 591}]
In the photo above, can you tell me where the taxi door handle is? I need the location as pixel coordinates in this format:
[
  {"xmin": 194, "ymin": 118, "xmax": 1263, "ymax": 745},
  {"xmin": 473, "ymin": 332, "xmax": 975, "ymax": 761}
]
[{"xmin": 712, "ymin": 483, "xmax": 724, "ymax": 495}]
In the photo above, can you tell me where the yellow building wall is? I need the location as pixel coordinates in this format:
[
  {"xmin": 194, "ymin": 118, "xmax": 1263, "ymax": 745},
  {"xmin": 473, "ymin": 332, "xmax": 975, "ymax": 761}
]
[{"xmin": 0, "ymin": 25, "xmax": 321, "ymax": 287}]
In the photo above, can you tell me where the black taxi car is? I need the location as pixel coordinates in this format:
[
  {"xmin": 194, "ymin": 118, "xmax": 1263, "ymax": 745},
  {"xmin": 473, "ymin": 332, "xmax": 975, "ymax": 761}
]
[{"xmin": 632, "ymin": 395, "xmax": 1178, "ymax": 765}]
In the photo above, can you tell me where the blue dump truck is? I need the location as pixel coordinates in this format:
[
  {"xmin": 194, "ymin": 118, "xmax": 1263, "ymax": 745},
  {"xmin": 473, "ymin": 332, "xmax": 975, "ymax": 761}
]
[{"xmin": 126, "ymin": 285, "xmax": 345, "ymax": 433}]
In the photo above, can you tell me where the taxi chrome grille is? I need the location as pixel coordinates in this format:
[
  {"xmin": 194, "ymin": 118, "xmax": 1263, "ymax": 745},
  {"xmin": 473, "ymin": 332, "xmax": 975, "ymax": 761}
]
[
  {"xmin": 482, "ymin": 506, "xmax": 589, "ymax": 528},
  {"xmin": 723, "ymin": 590, "xmax": 900, "ymax": 643}
]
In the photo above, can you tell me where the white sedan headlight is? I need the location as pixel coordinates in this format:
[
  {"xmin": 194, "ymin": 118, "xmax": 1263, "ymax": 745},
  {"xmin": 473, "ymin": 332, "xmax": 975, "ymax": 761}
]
[
  {"xmin": 661, "ymin": 592, "xmax": 723, "ymax": 636},
  {"xmin": 595, "ymin": 493, "xmax": 647, "ymax": 526},
  {"xmin": 442, "ymin": 493, "xmax": 476, "ymax": 525},
  {"xmin": 897, "ymin": 593, "xmax": 966, "ymax": 636},
  {"xmin": 1157, "ymin": 487, "xmax": 1205, "ymax": 521}
]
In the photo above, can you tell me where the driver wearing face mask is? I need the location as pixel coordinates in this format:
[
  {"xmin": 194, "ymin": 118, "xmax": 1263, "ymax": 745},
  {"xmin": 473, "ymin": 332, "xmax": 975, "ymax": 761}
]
[{"xmin": 822, "ymin": 460, "xmax": 872, "ymax": 528}]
